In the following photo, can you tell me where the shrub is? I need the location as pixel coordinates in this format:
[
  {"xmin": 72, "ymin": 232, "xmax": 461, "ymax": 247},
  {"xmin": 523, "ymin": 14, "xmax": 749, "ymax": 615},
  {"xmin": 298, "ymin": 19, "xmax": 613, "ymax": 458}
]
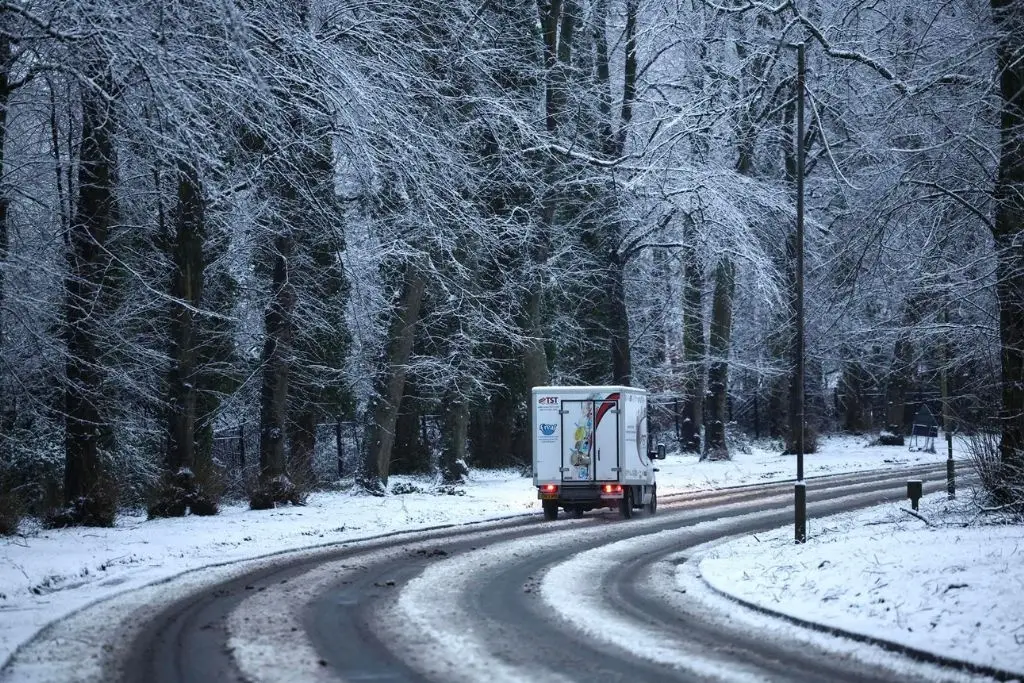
[
  {"xmin": 967, "ymin": 433, "xmax": 1024, "ymax": 518},
  {"xmin": 44, "ymin": 479, "xmax": 118, "ymax": 528},
  {"xmin": 877, "ymin": 430, "xmax": 905, "ymax": 446},
  {"xmin": 390, "ymin": 481, "xmax": 425, "ymax": 495},
  {"xmin": 249, "ymin": 474, "xmax": 300, "ymax": 510},
  {"xmin": 148, "ymin": 460, "xmax": 224, "ymax": 518}
]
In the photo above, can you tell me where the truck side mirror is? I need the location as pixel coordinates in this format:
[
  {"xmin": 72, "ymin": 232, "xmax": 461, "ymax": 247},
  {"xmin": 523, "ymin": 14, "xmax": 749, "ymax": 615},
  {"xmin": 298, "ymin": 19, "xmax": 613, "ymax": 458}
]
[{"xmin": 657, "ymin": 443, "xmax": 666, "ymax": 460}]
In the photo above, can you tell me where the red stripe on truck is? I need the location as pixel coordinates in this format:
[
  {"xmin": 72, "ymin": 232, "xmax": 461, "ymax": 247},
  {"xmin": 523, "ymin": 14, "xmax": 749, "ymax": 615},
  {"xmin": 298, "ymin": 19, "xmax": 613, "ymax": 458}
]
[{"xmin": 594, "ymin": 392, "xmax": 620, "ymax": 429}]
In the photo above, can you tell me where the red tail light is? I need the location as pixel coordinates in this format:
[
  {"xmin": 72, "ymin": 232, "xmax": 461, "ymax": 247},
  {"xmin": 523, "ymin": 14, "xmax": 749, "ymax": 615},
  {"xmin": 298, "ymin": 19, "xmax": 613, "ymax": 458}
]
[
  {"xmin": 602, "ymin": 484, "xmax": 623, "ymax": 494},
  {"xmin": 542, "ymin": 484, "xmax": 558, "ymax": 493}
]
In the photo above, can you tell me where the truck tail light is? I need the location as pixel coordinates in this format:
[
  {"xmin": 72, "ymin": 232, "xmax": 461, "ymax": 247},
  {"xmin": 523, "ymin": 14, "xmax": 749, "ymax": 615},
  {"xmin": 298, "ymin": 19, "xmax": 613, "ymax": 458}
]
[
  {"xmin": 541, "ymin": 484, "xmax": 558, "ymax": 493},
  {"xmin": 602, "ymin": 484, "xmax": 623, "ymax": 494}
]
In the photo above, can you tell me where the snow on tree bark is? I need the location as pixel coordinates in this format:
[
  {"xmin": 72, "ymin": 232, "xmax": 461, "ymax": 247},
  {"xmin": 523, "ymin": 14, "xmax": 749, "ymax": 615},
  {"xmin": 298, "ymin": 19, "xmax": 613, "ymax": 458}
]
[
  {"xmin": 0, "ymin": 29, "xmax": 8, "ymax": 361},
  {"xmin": 152, "ymin": 163, "xmax": 218, "ymax": 518},
  {"xmin": 60, "ymin": 69, "xmax": 119, "ymax": 527},
  {"xmin": 703, "ymin": 259, "xmax": 735, "ymax": 461},
  {"xmin": 361, "ymin": 266, "xmax": 426, "ymax": 493},
  {"xmin": 253, "ymin": 230, "xmax": 298, "ymax": 509},
  {"xmin": 679, "ymin": 217, "xmax": 705, "ymax": 453},
  {"xmin": 440, "ymin": 393, "xmax": 469, "ymax": 486},
  {"xmin": 991, "ymin": 0, "xmax": 1024, "ymax": 478}
]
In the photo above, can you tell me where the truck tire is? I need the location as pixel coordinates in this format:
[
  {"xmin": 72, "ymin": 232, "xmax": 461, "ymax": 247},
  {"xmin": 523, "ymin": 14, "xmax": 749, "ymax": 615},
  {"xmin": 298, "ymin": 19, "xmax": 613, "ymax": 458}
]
[
  {"xmin": 645, "ymin": 487, "xmax": 657, "ymax": 516},
  {"xmin": 543, "ymin": 499, "xmax": 559, "ymax": 521},
  {"xmin": 619, "ymin": 488, "xmax": 633, "ymax": 519}
]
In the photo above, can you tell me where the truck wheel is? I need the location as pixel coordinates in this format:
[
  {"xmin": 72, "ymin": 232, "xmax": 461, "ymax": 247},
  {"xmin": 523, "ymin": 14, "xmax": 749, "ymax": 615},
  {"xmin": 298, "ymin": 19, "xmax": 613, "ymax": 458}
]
[
  {"xmin": 542, "ymin": 500, "xmax": 559, "ymax": 521},
  {"xmin": 619, "ymin": 488, "xmax": 633, "ymax": 519},
  {"xmin": 645, "ymin": 487, "xmax": 658, "ymax": 516}
]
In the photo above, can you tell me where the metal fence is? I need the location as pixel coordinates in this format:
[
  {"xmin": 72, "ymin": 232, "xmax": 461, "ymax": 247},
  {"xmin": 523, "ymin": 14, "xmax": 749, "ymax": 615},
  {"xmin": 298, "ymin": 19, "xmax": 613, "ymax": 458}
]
[{"xmin": 212, "ymin": 420, "xmax": 364, "ymax": 497}]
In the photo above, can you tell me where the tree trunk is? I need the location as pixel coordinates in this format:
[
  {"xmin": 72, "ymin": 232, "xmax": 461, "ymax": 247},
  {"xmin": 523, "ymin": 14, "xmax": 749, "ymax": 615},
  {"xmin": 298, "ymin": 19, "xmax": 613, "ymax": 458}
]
[
  {"xmin": 840, "ymin": 361, "xmax": 869, "ymax": 433},
  {"xmin": 490, "ymin": 384, "xmax": 519, "ymax": 468},
  {"xmin": 471, "ymin": 358, "xmax": 527, "ymax": 470},
  {"xmin": 287, "ymin": 409, "xmax": 317, "ymax": 501},
  {"xmin": 522, "ymin": 0, "xmax": 568, "ymax": 393},
  {"xmin": 650, "ymin": 249, "xmax": 669, "ymax": 375},
  {"xmin": 608, "ymin": 255, "xmax": 631, "ymax": 385},
  {"xmin": 391, "ymin": 383, "xmax": 430, "ymax": 475},
  {"xmin": 152, "ymin": 163, "xmax": 212, "ymax": 517},
  {"xmin": 679, "ymin": 219, "xmax": 704, "ymax": 453},
  {"xmin": 0, "ymin": 31, "xmax": 9, "ymax": 355},
  {"xmin": 252, "ymin": 231, "xmax": 297, "ymax": 509},
  {"xmin": 61, "ymin": 74, "xmax": 119, "ymax": 527},
  {"xmin": 522, "ymin": 0, "xmax": 567, "ymax": 393},
  {"xmin": 522, "ymin": 288, "xmax": 550, "ymax": 390},
  {"xmin": 361, "ymin": 266, "xmax": 426, "ymax": 492},
  {"xmin": 285, "ymin": 121, "xmax": 352, "ymax": 495},
  {"xmin": 166, "ymin": 169, "xmax": 203, "ymax": 468},
  {"xmin": 537, "ymin": 0, "xmax": 564, "ymax": 134},
  {"xmin": 0, "ymin": 31, "xmax": 9, "ymax": 440},
  {"xmin": 994, "ymin": 232, "xmax": 1024, "ymax": 472},
  {"xmin": 440, "ymin": 392, "xmax": 469, "ymax": 485},
  {"xmin": 881, "ymin": 335, "xmax": 913, "ymax": 445},
  {"xmin": 595, "ymin": 0, "xmax": 638, "ymax": 387},
  {"xmin": 468, "ymin": 405, "xmax": 490, "ymax": 468},
  {"xmin": 991, "ymin": 0, "xmax": 1024, "ymax": 475},
  {"xmin": 703, "ymin": 259, "xmax": 734, "ymax": 460}
]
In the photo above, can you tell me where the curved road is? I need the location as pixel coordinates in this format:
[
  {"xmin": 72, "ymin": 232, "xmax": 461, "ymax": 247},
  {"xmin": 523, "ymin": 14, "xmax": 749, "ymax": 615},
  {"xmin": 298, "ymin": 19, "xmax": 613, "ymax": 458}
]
[{"xmin": 5, "ymin": 465, "xmax": 996, "ymax": 683}]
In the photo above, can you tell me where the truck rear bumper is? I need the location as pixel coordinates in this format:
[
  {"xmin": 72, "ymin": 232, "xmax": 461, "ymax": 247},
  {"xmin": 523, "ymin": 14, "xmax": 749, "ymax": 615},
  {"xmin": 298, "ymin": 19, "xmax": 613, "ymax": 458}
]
[{"xmin": 537, "ymin": 484, "xmax": 623, "ymax": 504}]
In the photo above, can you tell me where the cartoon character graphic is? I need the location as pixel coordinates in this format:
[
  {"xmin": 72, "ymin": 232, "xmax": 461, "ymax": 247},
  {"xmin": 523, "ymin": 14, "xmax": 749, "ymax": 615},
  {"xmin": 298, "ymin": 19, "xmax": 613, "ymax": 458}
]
[{"xmin": 569, "ymin": 403, "xmax": 594, "ymax": 467}]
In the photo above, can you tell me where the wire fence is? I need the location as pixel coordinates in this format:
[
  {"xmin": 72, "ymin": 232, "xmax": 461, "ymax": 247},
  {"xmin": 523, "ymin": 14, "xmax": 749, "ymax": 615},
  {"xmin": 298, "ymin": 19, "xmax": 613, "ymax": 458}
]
[
  {"xmin": 212, "ymin": 420, "xmax": 364, "ymax": 498},
  {"xmin": 209, "ymin": 388, "xmax": 990, "ymax": 498}
]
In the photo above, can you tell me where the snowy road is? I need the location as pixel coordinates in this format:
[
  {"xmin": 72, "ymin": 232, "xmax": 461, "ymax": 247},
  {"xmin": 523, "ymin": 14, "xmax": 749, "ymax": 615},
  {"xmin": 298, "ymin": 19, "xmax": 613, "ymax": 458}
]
[{"xmin": 4, "ymin": 464, "xmax": 999, "ymax": 683}]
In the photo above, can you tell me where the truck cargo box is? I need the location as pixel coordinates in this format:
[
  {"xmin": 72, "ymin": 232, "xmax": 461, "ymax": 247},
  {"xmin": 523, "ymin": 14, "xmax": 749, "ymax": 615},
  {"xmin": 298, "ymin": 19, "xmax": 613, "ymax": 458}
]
[{"xmin": 532, "ymin": 385, "xmax": 665, "ymax": 520}]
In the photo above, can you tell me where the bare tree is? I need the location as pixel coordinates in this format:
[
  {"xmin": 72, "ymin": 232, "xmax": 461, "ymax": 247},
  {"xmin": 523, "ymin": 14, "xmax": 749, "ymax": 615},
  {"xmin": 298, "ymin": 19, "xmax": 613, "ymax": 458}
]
[
  {"xmin": 990, "ymin": 0, "xmax": 1024, "ymax": 480},
  {"xmin": 59, "ymin": 63, "xmax": 119, "ymax": 526}
]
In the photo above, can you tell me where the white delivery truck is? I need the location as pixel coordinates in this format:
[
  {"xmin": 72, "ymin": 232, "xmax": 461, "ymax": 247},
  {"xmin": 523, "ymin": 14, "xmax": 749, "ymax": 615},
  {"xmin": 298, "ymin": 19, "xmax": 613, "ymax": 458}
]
[{"xmin": 532, "ymin": 385, "xmax": 666, "ymax": 520}]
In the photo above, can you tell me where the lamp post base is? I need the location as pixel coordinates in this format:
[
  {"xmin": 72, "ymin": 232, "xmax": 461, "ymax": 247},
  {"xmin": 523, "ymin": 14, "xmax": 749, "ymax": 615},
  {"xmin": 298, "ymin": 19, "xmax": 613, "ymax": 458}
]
[{"xmin": 795, "ymin": 482, "xmax": 807, "ymax": 543}]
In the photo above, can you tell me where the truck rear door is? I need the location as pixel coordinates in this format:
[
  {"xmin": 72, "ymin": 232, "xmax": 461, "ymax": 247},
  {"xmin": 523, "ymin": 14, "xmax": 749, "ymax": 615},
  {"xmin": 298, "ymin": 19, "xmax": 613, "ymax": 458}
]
[
  {"xmin": 561, "ymin": 400, "xmax": 594, "ymax": 482},
  {"xmin": 560, "ymin": 395, "xmax": 619, "ymax": 483},
  {"xmin": 593, "ymin": 395, "xmax": 619, "ymax": 481}
]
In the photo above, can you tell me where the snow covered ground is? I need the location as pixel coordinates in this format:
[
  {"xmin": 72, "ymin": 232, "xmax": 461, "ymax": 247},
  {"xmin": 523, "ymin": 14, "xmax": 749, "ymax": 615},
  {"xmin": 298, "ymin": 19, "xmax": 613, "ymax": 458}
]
[
  {"xmin": 693, "ymin": 492, "xmax": 1024, "ymax": 676},
  {"xmin": 1, "ymin": 435, "xmax": 1019, "ymax": 678}
]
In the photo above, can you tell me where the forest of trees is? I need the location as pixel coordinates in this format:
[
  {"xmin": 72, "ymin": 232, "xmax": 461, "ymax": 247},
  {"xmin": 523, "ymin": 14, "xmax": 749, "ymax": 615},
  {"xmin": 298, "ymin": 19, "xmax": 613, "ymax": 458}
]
[{"xmin": 0, "ymin": 0, "xmax": 1020, "ymax": 529}]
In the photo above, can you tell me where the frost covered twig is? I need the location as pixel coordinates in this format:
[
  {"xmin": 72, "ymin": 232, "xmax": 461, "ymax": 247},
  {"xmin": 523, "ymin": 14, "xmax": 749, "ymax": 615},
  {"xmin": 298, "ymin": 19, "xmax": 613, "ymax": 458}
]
[{"xmin": 900, "ymin": 508, "xmax": 933, "ymax": 526}]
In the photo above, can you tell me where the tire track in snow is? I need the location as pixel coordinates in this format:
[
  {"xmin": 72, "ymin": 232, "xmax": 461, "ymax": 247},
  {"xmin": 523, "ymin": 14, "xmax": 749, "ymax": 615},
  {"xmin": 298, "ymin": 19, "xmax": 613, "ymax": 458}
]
[
  {"xmin": 226, "ymin": 549, "xmax": 406, "ymax": 683},
  {"xmin": 542, "ymin": 485, "xmax": 990, "ymax": 683},
  {"xmin": 1, "ymin": 465, "xmax": 958, "ymax": 683},
  {"xmin": 540, "ymin": 520, "xmax": 777, "ymax": 682}
]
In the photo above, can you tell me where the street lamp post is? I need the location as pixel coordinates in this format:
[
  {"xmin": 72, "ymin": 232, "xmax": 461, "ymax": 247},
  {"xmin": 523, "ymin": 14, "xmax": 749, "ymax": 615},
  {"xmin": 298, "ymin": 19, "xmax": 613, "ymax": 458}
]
[{"xmin": 794, "ymin": 42, "xmax": 807, "ymax": 544}]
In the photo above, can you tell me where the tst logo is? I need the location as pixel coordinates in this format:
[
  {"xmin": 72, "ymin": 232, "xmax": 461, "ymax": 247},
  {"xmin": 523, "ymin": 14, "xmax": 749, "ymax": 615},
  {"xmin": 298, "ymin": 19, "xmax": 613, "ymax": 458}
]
[{"xmin": 538, "ymin": 396, "xmax": 558, "ymax": 405}]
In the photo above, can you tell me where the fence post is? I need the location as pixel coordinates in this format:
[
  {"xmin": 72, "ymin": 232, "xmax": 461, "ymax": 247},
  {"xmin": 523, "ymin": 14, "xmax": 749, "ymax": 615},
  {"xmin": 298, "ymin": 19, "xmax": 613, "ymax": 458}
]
[
  {"xmin": 342, "ymin": 419, "xmax": 350, "ymax": 479},
  {"xmin": 238, "ymin": 424, "xmax": 245, "ymax": 467}
]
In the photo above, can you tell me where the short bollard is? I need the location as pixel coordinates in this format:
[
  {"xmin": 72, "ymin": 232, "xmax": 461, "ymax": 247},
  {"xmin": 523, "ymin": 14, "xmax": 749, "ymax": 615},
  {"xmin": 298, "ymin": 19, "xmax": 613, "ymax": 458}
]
[{"xmin": 907, "ymin": 479, "xmax": 923, "ymax": 511}]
